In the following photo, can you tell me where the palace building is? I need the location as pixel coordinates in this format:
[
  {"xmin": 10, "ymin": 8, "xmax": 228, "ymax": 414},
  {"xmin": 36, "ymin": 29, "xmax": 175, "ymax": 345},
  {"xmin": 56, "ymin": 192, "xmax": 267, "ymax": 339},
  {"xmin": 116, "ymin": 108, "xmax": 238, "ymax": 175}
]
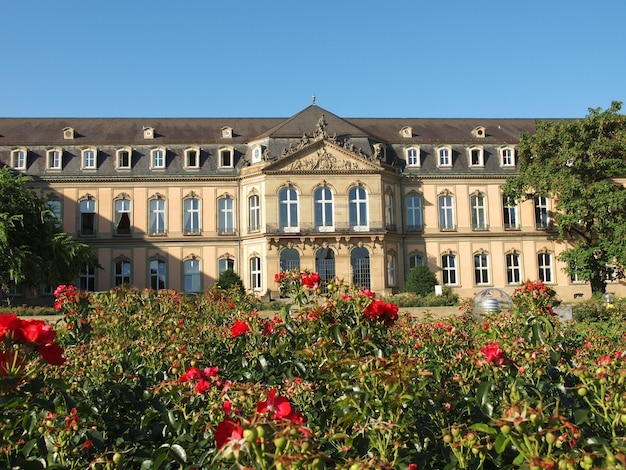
[{"xmin": 0, "ymin": 105, "xmax": 605, "ymax": 302}]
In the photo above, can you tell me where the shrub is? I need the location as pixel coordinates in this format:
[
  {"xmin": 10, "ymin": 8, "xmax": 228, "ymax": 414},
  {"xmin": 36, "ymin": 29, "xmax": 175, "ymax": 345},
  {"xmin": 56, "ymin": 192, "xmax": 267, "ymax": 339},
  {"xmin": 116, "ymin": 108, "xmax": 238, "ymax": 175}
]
[
  {"xmin": 216, "ymin": 268, "xmax": 245, "ymax": 293},
  {"xmin": 403, "ymin": 265, "xmax": 438, "ymax": 296}
]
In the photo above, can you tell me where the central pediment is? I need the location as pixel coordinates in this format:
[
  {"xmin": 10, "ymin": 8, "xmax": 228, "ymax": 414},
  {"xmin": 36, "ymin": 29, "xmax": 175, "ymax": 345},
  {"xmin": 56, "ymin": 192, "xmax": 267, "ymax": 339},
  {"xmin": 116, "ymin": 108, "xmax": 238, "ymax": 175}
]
[{"xmin": 263, "ymin": 140, "xmax": 382, "ymax": 174}]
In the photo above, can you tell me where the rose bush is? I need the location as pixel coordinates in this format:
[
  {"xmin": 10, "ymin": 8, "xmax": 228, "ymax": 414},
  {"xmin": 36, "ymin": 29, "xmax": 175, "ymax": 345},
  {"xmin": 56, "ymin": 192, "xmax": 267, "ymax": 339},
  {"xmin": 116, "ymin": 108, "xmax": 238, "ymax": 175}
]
[{"xmin": 1, "ymin": 278, "xmax": 626, "ymax": 468}]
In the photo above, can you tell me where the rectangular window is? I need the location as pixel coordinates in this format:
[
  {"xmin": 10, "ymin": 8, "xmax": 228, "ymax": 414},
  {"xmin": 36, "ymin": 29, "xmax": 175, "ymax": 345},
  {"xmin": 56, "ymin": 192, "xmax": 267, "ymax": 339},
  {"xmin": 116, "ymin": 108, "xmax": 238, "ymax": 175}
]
[
  {"xmin": 184, "ymin": 198, "xmax": 201, "ymax": 235},
  {"xmin": 114, "ymin": 260, "xmax": 131, "ymax": 286},
  {"xmin": 151, "ymin": 149, "xmax": 165, "ymax": 169},
  {"xmin": 219, "ymin": 258, "xmax": 235, "ymax": 274},
  {"xmin": 280, "ymin": 188, "xmax": 299, "ymax": 232},
  {"xmin": 117, "ymin": 150, "xmax": 131, "ymax": 169},
  {"xmin": 218, "ymin": 198, "xmax": 235, "ymax": 234},
  {"xmin": 184, "ymin": 259, "xmax": 201, "ymax": 293},
  {"xmin": 149, "ymin": 259, "xmax": 167, "ymax": 290},
  {"xmin": 185, "ymin": 149, "xmax": 200, "ymax": 168},
  {"xmin": 474, "ymin": 253, "xmax": 490, "ymax": 285},
  {"xmin": 439, "ymin": 195, "xmax": 455, "ymax": 231},
  {"xmin": 250, "ymin": 257, "xmax": 261, "ymax": 290},
  {"xmin": 385, "ymin": 193, "xmax": 395, "ymax": 229},
  {"xmin": 470, "ymin": 149, "xmax": 482, "ymax": 166},
  {"xmin": 502, "ymin": 148, "xmax": 514, "ymax": 166},
  {"xmin": 387, "ymin": 254, "xmax": 397, "ymax": 287},
  {"xmin": 114, "ymin": 199, "xmax": 131, "ymax": 235},
  {"xmin": 314, "ymin": 188, "xmax": 334, "ymax": 231},
  {"xmin": 47, "ymin": 200, "xmax": 62, "ymax": 226},
  {"xmin": 409, "ymin": 254, "xmax": 425, "ymax": 271},
  {"xmin": 12, "ymin": 149, "xmax": 26, "ymax": 169},
  {"xmin": 470, "ymin": 194, "xmax": 487, "ymax": 230},
  {"xmin": 349, "ymin": 187, "xmax": 368, "ymax": 230},
  {"xmin": 79, "ymin": 199, "xmax": 96, "ymax": 237},
  {"xmin": 503, "ymin": 198, "xmax": 519, "ymax": 230},
  {"xmin": 506, "ymin": 253, "xmax": 522, "ymax": 284},
  {"xmin": 538, "ymin": 253, "xmax": 553, "ymax": 283},
  {"xmin": 83, "ymin": 149, "xmax": 96, "ymax": 169},
  {"xmin": 248, "ymin": 195, "xmax": 260, "ymax": 232},
  {"xmin": 406, "ymin": 195, "xmax": 423, "ymax": 231},
  {"xmin": 407, "ymin": 148, "xmax": 419, "ymax": 167},
  {"xmin": 79, "ymin": 264, "xmax": 96, "ymax": 291},
  {"xmin": 220, "ymin": 149, "xmax": 233, "ymax": 168},
  {"xmin": 149, "ymin": 199, "xmax": 167, "ymax": 235},
  {"xmin": 535, "ymin": 197, "xmax": 550, "ymax": 229},
  {"xmin": 48, "ymin": 150, "xmax": 62, "ymax": 169},
  {"xmin": 442, "ymin": 254, "xmax": 457, "ymax": 285},
  {"xmin": 438, "ymin": 148, "xmax": 451, "ymax": 166}
]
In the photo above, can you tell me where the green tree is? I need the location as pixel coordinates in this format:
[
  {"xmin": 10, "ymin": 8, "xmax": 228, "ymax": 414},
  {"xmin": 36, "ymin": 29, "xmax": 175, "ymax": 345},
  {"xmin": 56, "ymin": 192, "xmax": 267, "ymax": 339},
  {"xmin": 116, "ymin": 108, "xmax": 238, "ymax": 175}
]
[
  {"xmin": 0, "ymin": 167, "xmax": 97, "ymax": 294},
  {"xmin": 216, "ymin": 269, "xmax": 245, "ymax": 294},
  {"xmin": 502, "ymin": 101, "xmax": 626, "ymax": 293},
  {"xmin": 403, "ymin": 265, "xmax": 438, "ymax": 296}
]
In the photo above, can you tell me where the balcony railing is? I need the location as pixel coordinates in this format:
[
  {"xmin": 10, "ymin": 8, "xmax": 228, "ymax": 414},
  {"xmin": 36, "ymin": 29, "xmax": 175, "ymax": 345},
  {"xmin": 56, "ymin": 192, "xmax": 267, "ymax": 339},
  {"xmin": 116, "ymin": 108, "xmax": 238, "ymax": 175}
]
[
  {"xmin": 472, "ymin": 223, "xmax": 489, "ymax": 231},
  {"xmin": 266, "ymin": 222, "xmax": 385, "ymax": 235}
]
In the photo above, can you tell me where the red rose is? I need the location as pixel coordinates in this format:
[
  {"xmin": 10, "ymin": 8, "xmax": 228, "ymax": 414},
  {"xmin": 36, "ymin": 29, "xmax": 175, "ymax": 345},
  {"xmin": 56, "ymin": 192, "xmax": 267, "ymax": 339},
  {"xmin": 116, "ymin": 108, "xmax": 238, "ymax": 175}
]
[
  {"xmin": 36, "ymin": 342, "xmax": 65, "ymax": 365},
  {"xmin": 21, "ymin": 319, "xmax": 57, "ymax": 346},
  {"xmin": 301, "ymin": 272, "xmax": 321, "ymax": 289},
  {"xmin": 0, "ymin": 313, "xmax": 24, "ymax": 341},
  {"xmin": 231, "ymin": 320, "xmax": 250, "ymax": 338},
  {"xmin": 214, "ymin": 418, "xmax": 244, "ymax": 449},
  {"xmin": 481, "ymin": 343, "xmax": 506, "ymax": 367}
]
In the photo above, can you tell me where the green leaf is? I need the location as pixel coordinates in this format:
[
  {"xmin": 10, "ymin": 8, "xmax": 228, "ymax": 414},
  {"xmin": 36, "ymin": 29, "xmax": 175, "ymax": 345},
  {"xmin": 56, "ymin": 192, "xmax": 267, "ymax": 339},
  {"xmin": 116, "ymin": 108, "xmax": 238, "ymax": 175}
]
[
  {"xmin": 169, "ymin": 444, "xmax": 187, "ymax": 464},
  {"xmin": 470, "ymin": 423, "xmax": 497, "ymax": 435},
  {"xmin": 476, "ymin": 380, "xmax": 494, "ymax": 417},
  {"xmin": 494, "ymin": 433, "xmax": 510, "ymax": 454}
]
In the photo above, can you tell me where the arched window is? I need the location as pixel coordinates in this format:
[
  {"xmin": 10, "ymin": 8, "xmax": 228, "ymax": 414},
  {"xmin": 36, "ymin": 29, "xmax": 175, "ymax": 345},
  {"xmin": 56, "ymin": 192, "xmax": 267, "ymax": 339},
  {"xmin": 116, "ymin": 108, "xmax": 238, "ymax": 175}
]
[
  {"xmin": 406, "ymin": 194, "xmax": 423, "ymax": 231},
  {"xmin": 248, "ymin": 194, "xmax": 260, "ymax": 232},
  {"xmin": 184, "ymin": 258, "xmax": 201, "ymax": 293},
  {"xmin": 149, "ymin": 258, "xmax": 167, "ymax": 290},
  {"xmin": 351, "ymin": 247, "xmax": 370, "ymax": 289},
  {"xmin": 279, "ymin": 187, "xmax": 299, "ymax": 232},
  {"xmin": 438, "ymin": 193, "xmax": 455, "ymax": 231},
  {"xmin": 314, "ymin": 187, "xmax": 334, "ymax": 231},
  {"xmin": 470, "ymin": 192, "xmax": 488, "ymax": 231},
  {"xmin": 184, "ymin": 196, "xmax": 201, "ymax": 235},
  {"xmin": 79, "ymin": 197, "xmax": 96, "ymax": 237},
  {"xmin": 114, "ymin": 197, "xmax": 131, "ymax": 236},
  {"xmin": 218, "ymin": 196, "xmax": 235, "ymax": 234},
  {"xmin": 280, "ymin": 248, "xmax": 300, "ymax": 272},
  {"xmin": 474, "ymin": 252, "xmax": 490, "ymax": 285},
  {"xmin": 114, "ymin": 258, "xmax": 131, "ymax": 286},
  {"xmin": 349, "ymin": 186, "xmax": 368, "ymax": 231},
  {"xmin": 441, "ymin": 253, "xmax": 457, "ymax": 285},
  {"xmin": 149, "ymin": 196, "xmax": 167, "ymax": 235}
]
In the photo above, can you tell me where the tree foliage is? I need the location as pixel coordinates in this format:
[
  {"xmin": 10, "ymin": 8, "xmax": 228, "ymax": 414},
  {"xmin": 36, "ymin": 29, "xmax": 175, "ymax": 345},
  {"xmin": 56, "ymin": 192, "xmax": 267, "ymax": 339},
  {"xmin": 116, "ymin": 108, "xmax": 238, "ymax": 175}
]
[
  {"xmin": 216, "ymin": 269, "xmax": 245, "ymax": 294},
  {"xmin": 0, "ymin": 167, "xmax": 98, "ymax": 293},
  {"xmin": 402, "ymin": 264, "xmax": 438, "ymax": 296},
  {"xmin": 502, "ymin": 101, "xmax": 626, "ymax": 293}
]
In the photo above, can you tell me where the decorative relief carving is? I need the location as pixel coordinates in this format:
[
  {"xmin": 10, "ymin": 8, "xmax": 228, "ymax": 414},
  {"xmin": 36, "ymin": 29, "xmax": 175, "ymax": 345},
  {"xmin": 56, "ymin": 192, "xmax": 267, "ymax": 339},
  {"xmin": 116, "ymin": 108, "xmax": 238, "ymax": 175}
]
[{"xmin": 283, "ymin": 149, "xmax": 362, "ymax": 171}]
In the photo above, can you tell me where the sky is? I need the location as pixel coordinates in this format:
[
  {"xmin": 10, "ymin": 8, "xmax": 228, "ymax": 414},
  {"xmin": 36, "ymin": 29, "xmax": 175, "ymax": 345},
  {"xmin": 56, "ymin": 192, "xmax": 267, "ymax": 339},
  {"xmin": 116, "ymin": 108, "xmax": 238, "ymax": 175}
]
[{"xmin": 1, "ymin": 0, "xmax": 624, "ymax": 119}]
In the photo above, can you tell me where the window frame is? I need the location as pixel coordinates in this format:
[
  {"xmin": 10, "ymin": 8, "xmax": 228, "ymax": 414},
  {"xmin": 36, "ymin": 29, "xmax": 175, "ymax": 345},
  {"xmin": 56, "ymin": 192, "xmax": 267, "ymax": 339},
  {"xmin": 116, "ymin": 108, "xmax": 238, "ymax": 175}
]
[
  {"xmin": 184, "ymin": 147, "xmax": 200, "ymax": 169},
  {"xmin": 406, "ymin": 147, "xmax": 420, "ymax": 167},
  {"xmin": 248, "ymin": 194, "xmax": 260, "ymax": 232},
  {"xmin": 219, "ymin": 147, "xmax": 234, "ymax": 168},
  {"xmin": 406, "ymin": 194, "xmax": 423, "ymax": 231},
  {"xmin": 474, "ymin": 252, "xmax": 490, "ymax": 285},
  {"xmin": 279, "ymin": 187, "xmax": 299, "ymax": 232},
  {"xmin": 149, "ymin": 258, "xmax": 167, "ymax": 290},
  {"xmin": 149, "ymin": 197, "xmax": 167, "ymax": 236},
  {"xmin": 114, "ymin": 258, "xmax": 132, "ymax": 286},
  {"xmin": 218, "ymin": 196, "xmax": 235, "ymax": 235},
  {"xmin": 183, "ymin": 196, "xmax": 202, "ymax": 235},
  {"xmin": 500, "ymin": 146, "xmax": 516, "ymax": 167},
  {"xmin": 47, "ymin": 148, "xmax": 62, "ymax": 170},
  {"xmin": 470, "ymin": 192, "xmax": 488, "ymax": 231},
  {"xmin": 506, "ymin": 252, "xmax": 522, "ymax": 285},
  {"xmin": 437, "ymin": 147, "xmax": 452, "ymax": 167},
  {"xmin": 150, "ymin": 147, "xmax": 166, "ymax": 169},
  {"xmin": 183, "ymin": 258, "xmax": 201, "ymax": 293},
  {"xmin": 349, "ymin": 186, "xmax": 369, "ymax": 231},
  {"xmin": 538, "ymin": 252, "xmax": 553, "ymax": 283},
  {"xmin": 114, "ymin": 197, "xmax": 132, "ymax": 236},
  {"xmin": 387, "ymin": 252, "xmax": 397, "ymax": 287},
  {"xmin": 438, "ymin": 193, "xmax": 455, "ymax": 231},
  {"xmin": 503, "ymin": 197, "xmax": 520, "ymax": 230},
  {"xmin": 535, "ymin": 196, "xmax": 550, "ymax": 230},
  {"xmin": 116, "ymin": 148, "xmax": 132, "ymax": 169},
  {"xmin": 11, "ymin": 148, "xmax": 27, "ymax": 170},
  {"xmin": 468, "ymin": 146, "xmax": 484, "ymax": 167},
  {"xmin": 314, "ymin": 186, "xmax": 334, "ymax": 231},
  {"xmin": 250, "ymin": 256, "xmax": 262, "ymax": 291},
  {"xmin": 385, "ymin": 190, "xmax": 396, "ymax": 230},
  {"xmin": 219, "ymin": 257, "xmax": 235, "ymax": 275},
  {"xmin": 82, "ymin": 148, "xmax": 97, "ymax": 169},
  {"xmin": 441, "ymin": 254, "xmax": 458, "ymax": 285},
  {"xmin": 79, "ymin": 197, "xmax": 97, "ymax": 237},
  {"xmin": 79, "ymin": 264, "xmax": 96, "ymax": 291}
]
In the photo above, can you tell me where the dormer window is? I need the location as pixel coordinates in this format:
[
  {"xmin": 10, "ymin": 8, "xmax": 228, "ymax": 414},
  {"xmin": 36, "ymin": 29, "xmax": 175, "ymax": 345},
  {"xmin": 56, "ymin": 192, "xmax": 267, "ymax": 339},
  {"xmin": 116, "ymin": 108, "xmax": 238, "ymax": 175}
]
[
  {"xmin": 405, "ymin": 147, "xmax": 420, "ymax": 167},
  {"xmin": 471, "ymin": 126, "xmax": 486, "ymax": 138},
  {"xmin": 221, "ymin": 127, "xmax": 233, "ymax": 139},
  {"xmin": 219, "ymin": 147, "xmax": 234, "ymax": 168},
  {"xmin": 11, "ymin": 148, "xmax": 27, "ymax": 170},
  {"xmin": 143, "ymin": 127, "xmax": 155, "ymax": 139},
  {"xmin": 47, "ymin": 148, "xmax": 63, "ymax": 170},
  {"xmin": 150, "ymin": 147, "xmax": 166, "ymax": 169},
  {"xmin": 184, "ymin": 147, "xmax": 200, "ymax": 169},
  {"xmin": 116, "ymin": 148, "xmax": 132, "ymax": 169},
  {"xmin": 437, "ymin": 146, "xmax": 452, "ymax": 167},
  {"xmin": 63, "ymin": 127, "xmax": 74, "ymax": 140},
  {"xmin": 500, "ymin": 146, "xmax": 516, "ymax": 167},
  {"xmin": 400, "ymin": 126, "xmax": 413, "ymax": 138},
  {"xmin": 81, "ymin": 148, "xmax": 97, "ymax": 169},
  {"xmin": 468, "ymin": 146, "xmax": 484, "ymax": 167}
]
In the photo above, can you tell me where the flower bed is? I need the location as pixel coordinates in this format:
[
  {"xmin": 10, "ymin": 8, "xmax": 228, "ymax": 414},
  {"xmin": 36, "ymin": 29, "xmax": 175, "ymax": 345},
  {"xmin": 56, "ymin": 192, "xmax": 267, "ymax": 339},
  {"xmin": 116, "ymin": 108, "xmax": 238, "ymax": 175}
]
[{"xmin": 1, "ymin": 276, "xmax": 625, "ymax": 469}]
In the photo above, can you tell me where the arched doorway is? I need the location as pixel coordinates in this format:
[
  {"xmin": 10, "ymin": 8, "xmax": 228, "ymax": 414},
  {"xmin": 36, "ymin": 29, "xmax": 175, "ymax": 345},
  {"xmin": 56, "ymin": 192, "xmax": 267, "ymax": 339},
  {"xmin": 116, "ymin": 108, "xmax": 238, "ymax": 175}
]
[
  {"xmin": 315, "ymin": 247, "xmax": 336, "ymax": 293},
  {"xmin": 280, "ymin": 248, "xmax": 300, "ymax": 272},
  {"xmin": 351, "ymin": 247, "xmax": 370, "ymax": 290}
]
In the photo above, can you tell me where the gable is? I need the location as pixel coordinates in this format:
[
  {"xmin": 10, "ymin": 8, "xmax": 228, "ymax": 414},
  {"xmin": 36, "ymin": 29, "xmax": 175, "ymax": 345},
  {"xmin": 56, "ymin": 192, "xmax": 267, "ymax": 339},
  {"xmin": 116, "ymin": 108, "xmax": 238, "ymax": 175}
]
[{"xmin": 264, "ymin": 140, "xmax": 382, "ymax": 174}]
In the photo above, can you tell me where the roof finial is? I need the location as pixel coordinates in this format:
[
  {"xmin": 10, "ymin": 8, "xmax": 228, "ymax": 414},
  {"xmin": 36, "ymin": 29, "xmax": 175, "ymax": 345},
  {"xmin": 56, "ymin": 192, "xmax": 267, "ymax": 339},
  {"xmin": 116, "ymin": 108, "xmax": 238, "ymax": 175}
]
[{"xmin": 312, "ymin": 94, "xmax": 316, "ymax": 105}]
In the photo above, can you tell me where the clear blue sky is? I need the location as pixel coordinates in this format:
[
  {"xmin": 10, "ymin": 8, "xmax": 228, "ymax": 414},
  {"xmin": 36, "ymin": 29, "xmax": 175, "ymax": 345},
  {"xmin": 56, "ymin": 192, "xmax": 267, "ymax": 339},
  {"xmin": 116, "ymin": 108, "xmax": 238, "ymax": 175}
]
[{"xmin": 1, "ymin": 0, "xmax": 624, "ymax": 119}]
